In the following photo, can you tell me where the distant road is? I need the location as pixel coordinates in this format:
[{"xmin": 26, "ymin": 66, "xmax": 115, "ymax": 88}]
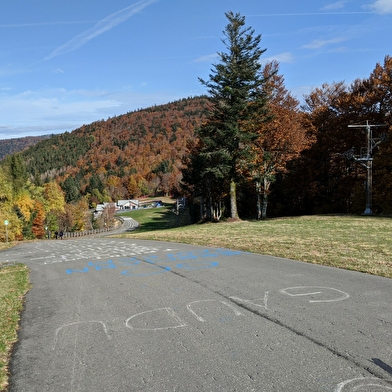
[
  {"xmin": 3, "ymin": 223, "xmax": 392, "ymax": 391},
  {"xmin": 111, "ymin": 216, "xmax": 140, "ymax": 233}
]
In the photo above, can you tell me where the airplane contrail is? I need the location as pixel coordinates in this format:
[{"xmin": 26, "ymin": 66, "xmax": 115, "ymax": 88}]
[
  {"xmin": 45, "ymin": 0, "xmax": 157, "ymax": 60},
  {"xmin": 0, "ymin": 21, "xmax": 93, "ymax": 28},
  {"xmin": 247, "ymin": 11, "xmax": 372, "ymax": 17}
]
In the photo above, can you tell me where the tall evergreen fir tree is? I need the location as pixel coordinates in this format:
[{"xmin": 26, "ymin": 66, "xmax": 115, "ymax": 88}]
[{"xmin": 185, "ymin": 11, "xmax": 271, "ymax": 220}]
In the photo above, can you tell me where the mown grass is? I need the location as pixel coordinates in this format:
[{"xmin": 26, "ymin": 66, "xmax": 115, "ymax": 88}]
[
  {"xmin": 122, "ymin": 204, "xmax": 190, "ymax": 232},
  {"xmin": 0, "ymin": 263, "xmax": 31, "ymax": 391},
  {"xmin": 118, "ymin": 207, "xmax": 392, "ymax": 278}
]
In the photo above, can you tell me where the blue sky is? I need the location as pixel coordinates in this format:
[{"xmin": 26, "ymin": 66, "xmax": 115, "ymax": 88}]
[{"xmin": 1, "ymin": 0, "xmax": 391, "ymax": 139}]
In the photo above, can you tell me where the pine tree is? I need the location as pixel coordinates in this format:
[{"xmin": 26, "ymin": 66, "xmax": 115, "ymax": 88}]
[
  {"xmin": 195, "ymin": 11, "xmax": 271, "ymax": 219},
  {"xmin": 61, "ymin": 176, "xmax": 80, "ymax": 203},
  {"xmin": 7, "ymin": 153, "xmax": 28, "ymax": 195}
]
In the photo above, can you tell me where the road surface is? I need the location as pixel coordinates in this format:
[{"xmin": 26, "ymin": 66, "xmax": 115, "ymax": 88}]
[{"xmin": 2, "ymin": 219, "xmax": 391, "ymax": 391}]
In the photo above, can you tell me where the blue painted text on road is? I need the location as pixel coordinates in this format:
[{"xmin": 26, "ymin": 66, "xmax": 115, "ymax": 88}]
[{"xmin": 65, "ymin": 248, "xmax": 242, "ymax": 276}]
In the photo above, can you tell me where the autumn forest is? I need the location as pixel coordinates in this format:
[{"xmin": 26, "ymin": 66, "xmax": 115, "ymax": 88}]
[{"xmin": 0, "ymin": 13, "xmax": 391, "ymax": 242}]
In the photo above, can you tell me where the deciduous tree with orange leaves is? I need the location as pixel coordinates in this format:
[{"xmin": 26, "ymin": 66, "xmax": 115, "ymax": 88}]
[
  {"xmin": 282, "ymin": 56, "xmax": 392, "ymax": 215},
  {"xmin": 249, "ymin": 61, "xmax": 315, "ymax": 219}
]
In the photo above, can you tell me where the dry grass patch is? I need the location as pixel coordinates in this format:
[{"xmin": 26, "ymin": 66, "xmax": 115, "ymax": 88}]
[{"xmin": 118, "ymin": 213, "xmax": 392, "ymax": 278}]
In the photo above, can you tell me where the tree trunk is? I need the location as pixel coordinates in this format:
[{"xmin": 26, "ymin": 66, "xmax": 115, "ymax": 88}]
[
  {"xmin": 261, "ymin": 178, "xmax": 270, "ymax": 220},
  {"xmin": 212, "ymin": 201, "xmax": 222, "ymax": 221},
  {"xmin": 256, "ymin": 181, "xmax": 262, "ymax": 219},
  {"xmin": 230, "ymin": 179, "xmax": 238, "ymax": 219}
]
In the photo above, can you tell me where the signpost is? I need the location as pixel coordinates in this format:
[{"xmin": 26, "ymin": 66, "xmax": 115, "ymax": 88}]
[{"xmin": 4, "ymin": 220, "xmax": 9, "ymax": 243}]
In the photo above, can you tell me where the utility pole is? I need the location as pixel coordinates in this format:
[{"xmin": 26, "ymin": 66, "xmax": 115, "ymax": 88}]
[{"xmin": 343, "ymin": 120, "xmax": 387, "ymax": 215}]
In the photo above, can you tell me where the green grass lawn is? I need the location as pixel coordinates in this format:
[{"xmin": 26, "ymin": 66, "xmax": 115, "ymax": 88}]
[
  {"xmin": 121, "ymin": 204, "xmax": 191, "ymax": 231},
  {"xmin": 118, "ymin": 207, "xmax": 392, "ymax": 279},
  {"xmin": 0, "ymin": 264, "xmax": 31, "ymax": 391}
]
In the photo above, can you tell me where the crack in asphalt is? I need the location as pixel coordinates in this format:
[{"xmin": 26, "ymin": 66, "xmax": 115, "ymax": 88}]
[{"xmin": 159, "ymin": 264, "xmax": 392, "ymax": 384}]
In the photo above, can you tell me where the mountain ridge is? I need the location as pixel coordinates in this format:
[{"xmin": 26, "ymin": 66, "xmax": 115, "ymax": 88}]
[
  {"xmin": 0, "ymin": 135, "xmax": 51, "ymax": 160},
  {"xmin": 18, "ymin": 96, "xmax": 209, "ymax": 201}
]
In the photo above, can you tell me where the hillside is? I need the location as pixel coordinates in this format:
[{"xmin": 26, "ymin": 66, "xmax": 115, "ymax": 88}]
[
  {"xmin": 20, "ymin": 96, "xmax": 209, "ymax": 202},
  {"xmin": 0, "ymin": 135, "xmax": 50, "ymax": 160}
]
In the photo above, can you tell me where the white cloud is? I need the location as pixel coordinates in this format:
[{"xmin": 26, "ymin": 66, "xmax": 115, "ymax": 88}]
[
  {"xmin": 321, "ymin": 1, "xmax": 348, "ymax": 11},
  {"xmin": 327, "ymin": 46, "xmax": 348, "ymax": 53},
  {"xmin": 0, "ymin": 87, "xmax": 185, "ymax": 139},
  {"xmin": 193, "ymin": 53, "xmax": 219, "ymax": 63},
  {"xmin": 263, "ymin": 52, "xmax": 295, "ymax": 64},
  {"xmin": 45, "ymin": 0, "xmax": 157, "ymax": 60},
  {"xmin": 365, "ymin": 0, "xmax": 392, "ymax": 14},
  {"xmin": 302, "ymin": 37, "xmax": 346, "ymax": 49},
  {"xmin": 0, "ymin": 88, "xmax": 120, "ymax": 138}
]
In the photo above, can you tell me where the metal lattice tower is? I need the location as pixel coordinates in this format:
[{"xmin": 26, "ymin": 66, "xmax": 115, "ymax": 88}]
[{"xmin": 343, "ymin": 120, "xmax": 387, "ymax": 215}]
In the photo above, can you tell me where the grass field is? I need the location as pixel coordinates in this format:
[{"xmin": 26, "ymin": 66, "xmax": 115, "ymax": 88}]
[
  {"xmin": 117, "ymin": 205, "xmax": 392, "ymax": 279},
  {"xmin": 0, "ymin": 264, "xmax": 31, "ymax": 391}
]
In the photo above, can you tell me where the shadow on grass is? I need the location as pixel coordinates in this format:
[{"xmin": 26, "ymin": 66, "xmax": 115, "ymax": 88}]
[{"xmin": 120, "ymin": 204, "xmax": 191, "ymax": 233}]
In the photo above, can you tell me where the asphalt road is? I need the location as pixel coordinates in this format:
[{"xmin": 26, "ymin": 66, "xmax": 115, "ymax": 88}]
[{"xmin": 2, "ymin": 219, "xmax": 392, "ymax": 391}]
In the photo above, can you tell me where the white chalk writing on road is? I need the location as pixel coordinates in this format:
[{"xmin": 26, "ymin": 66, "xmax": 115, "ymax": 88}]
[
  {"xmin": 280, "ymin": 286, "xmax": 350, "ymax": 303},
  {"xmin": 126, "ymin": 308, "xmax": 187, "ymax": 331},
  {"xmin": 334, "ymin": 377, "xmax": 392, "ymax": 391},
  {"xmin": 186, "ymin": 299, "xmax": 242, "ymax": 322}
]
